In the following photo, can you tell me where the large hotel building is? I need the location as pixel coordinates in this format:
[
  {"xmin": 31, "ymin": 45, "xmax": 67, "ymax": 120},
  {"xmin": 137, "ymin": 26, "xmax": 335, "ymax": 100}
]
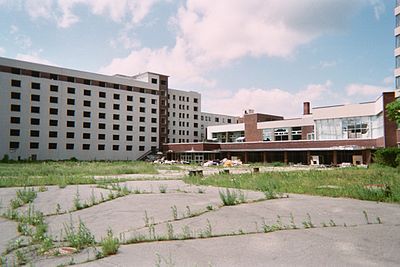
[{"xmin": 0, "ymin": 57, "xmax": 237, "ymax": 161}]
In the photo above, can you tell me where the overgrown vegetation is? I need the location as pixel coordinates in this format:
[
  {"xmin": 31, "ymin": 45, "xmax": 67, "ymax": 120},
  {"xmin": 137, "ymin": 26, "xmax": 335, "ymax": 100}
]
[
  {"xmin": 374, "ymin": 148, "xmax": 400, "ymax": 168},
  {"xmin": 185, "ymin": 164, "xmax": 400, "ymax": 203},
  {"xmin": 63, "ymin": 219, "xmax": 95, "ymax": 250},
  {"xmin": 100, "ymin": 229, "xmax": 120, "ymax": 256},
  {"xmin": 0, "ymin": 161, "xmax": 158, "ymax": 187},
  {"xmin": 219, "ymin": 188, "xmax": 246, "ymax": 206}
]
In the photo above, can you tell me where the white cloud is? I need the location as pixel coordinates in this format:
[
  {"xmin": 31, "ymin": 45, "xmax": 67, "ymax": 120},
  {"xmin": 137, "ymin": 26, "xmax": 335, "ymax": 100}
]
[
  {"xmin": 346, "ymin": 83, "xmax": 391, "ymax": 97},
  {"xmin": 25, "ymin": 0, "xmax": 53, "ymax": 19},
  {"xmin": 15, "ymin": 52, "xmax": 54, "ymax": 65},
  {"xmin": 9, "ymin": 25, "xmax": 32, "ymax": 49},
  {"xmin": 319, "ymin": 60, "xmax": 337, "ymax": 69},
  {"xmin": 369, "ymin": 0, "xmax": 385, "ymax": 20},
  {"xmin": 0, "ymin": 47, "xmax": 5, "ymax": 55},
  {"xmin": 202, "ymin": 81, "xmax": 336, "ymax": 117}
]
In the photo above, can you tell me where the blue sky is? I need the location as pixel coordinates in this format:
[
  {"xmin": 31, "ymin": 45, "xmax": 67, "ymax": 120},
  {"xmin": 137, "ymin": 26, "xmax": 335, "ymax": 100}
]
[{"xmin": 0, "ymin": 0, "xmax": 395, "ymax": 117}]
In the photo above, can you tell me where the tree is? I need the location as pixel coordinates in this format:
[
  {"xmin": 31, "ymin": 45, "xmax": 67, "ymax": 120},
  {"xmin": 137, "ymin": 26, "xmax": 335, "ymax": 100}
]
[{"xmin": 386, "ymin": 100, "xmax": 400, "ymax": 125}]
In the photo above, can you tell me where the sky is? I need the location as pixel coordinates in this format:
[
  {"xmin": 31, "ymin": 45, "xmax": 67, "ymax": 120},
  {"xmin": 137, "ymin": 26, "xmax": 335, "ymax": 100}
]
[{"xmin": 0, "ymin": 0, "xmax": 395, "ymax": 117}]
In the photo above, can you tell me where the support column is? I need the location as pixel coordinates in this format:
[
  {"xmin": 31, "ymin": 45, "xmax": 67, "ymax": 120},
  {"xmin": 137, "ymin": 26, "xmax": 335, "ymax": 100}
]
[
  {"xmin": 284, "ymin": 151, "xmax": 288, "ymax": 165},
  {"xmin": 332, "ymin": 151, "xmax": 337, "ymax": 166},
  {"xmin": 363, "ymin": 150, "xmax": 372, "ymax": 165},
  {"xmin": 244, "ymin": 152, "xmax": 248, "ymax": 163},
  {"xmin": 263, "ymin": 152, "xmax": 267, "ymax": 163},
  {"xmin": 306, "ymin": 151, "xmax": 311, "ymax": 165}
]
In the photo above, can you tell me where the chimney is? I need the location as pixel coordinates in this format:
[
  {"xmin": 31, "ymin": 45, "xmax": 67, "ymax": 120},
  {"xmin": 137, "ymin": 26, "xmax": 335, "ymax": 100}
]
[{"xmin": 303, "ymin": 102, "xmax": 310, "ymax": 115}]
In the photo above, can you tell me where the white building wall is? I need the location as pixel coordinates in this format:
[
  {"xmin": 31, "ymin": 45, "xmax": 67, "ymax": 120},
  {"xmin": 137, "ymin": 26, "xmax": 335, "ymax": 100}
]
[
  {"xmin": 167, "ymin": 89, "xmax": 201, "ymax": 143},
  {"xmin": 201, "ymin": 112, "xmax": 239, "ymax": 141},
  {"xmin": 0, "ymin": 58, "xmax": 160, "ymax": 160}
]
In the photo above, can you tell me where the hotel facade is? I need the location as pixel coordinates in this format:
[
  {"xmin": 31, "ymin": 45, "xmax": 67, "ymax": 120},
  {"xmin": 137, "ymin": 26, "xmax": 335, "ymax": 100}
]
[{"xmin": 0, "ymin": 57, "xmax": 236, "ymax": 161}]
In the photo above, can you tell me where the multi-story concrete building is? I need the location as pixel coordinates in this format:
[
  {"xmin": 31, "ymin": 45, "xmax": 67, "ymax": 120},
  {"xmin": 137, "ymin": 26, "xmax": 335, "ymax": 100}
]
[
  {"xmin": 200, "ymin": 112, "xmax": 240, "ymax": 141},
  {"xmin": 165, "ymin": 93, "xmax": 398, "ymax": 164},
  {"xmin": 0, "ymin": 57, "xmax": 239, "ymax": 160},
  {"xmin": 0, "ymin": 57, "xmax": 168, "ymax": 161}
]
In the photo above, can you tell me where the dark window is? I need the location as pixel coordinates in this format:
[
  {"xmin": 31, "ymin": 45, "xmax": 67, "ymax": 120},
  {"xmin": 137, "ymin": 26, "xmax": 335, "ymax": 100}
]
[
  {"xmin": 67, "ymin": 110, "xmax": 75, "ymax": 116},
  {"xmin": 127, "ymin": 125, "xmax": 133, "ymax": 131},
  {"xmin": 113, "ymin": 135, "xmax": 119, "ymax": 141},
  {"xmin": 127, "ymin": 105, "xmax": 133, "ymax": 111},
  {"xmin": 98, "ymin": 134, "xmax": 105, "ymax": 140},
  {"xmin": 50, "ymin": 96, "xmax": 58, "ymax": 103},
  {"xmin": 67, "ymin": 98, "xmax": 75, "ymax": 105},
  {"xmin": 139, "ymin": 126, "xmax": 145, "ymax": 132},
  {"xmin": 31, "ymin": 118, "xmax": 40, "ymax": 125},
  {"xmin": 67, "ymin": 76, "xmax": 75, "ymax": 82},
  {"xmin": 151, "ymin": 99, "xmax": 156, "ymax": 104},
  {"xmin": 66, "ymin": 143, "xmax": 74, "ymax": 150},
  {"xmin": 127, "ymin": 86, "xmax": 133, "ymax": 91},
  {"xmin": 66, "ymin": 132, "xmax": 75, "ymax": 138},
  {"xmin": 31, "ymin": 71, "xmax": 40, "ymax": 77},
  {"xmin": 99, "ymin": 81, "xmax": 106, "ymax": 87},
  {"xmin": 98, "ymin": 144, "xmax": 105, "ymax": 150},
  {"xmin": 99, "ymin": 123, "xmax": 106, "ymax": 129},
  {"xmin": 31, "ymin": 94, "xmax": 40, "ymax": 101},
  {"xmin": 49, "ymin": 131, "xmax": 57, "ymax": 138},
  {"xmin": 127, "ymin": 115, "xmax": 133, "ymax": 121},
  {"xmin": 126, "ymin": 135, "xmax": 133, "ymax": 141},
  {"xmin": 10, "ymin": 117, "xmax": 20, "ymax": 124},
  {"xmin": 140, "ymin": 97, "xmax": 145, "ymax": 103},
  {"xmin": 82, "ymin": 144, "xmax": 90, "ymax": 150},
  {"xmin": 139, "ymin": 146, "xmax": 145, "ymax": 151},
  {"xmin": 11, "ymin": 92, "xmax": 21, "ymax": 99},
  {"xmin": 114, "ymin": 94, "xmax": 120, "ymax": 100},
  {"xmin": 113, "ymin": 114, "xmax": 120, "ymax": 120},
  {"xmin": 113, "ymin": 84, "xmax": 119, "ymax": 89},
  {"xmin": 113, "ymin": 145, "xmax": 119, "ymax": 151},
  {"xmin": 126, "ymin": 145, "xmax": 132, "ymax": 151},
  {"xmin": 11, "ymin": 104, "xmax": 21, "ymax": 112},
  {"xmin": 151, "ymin": 78, "xmax": 157, "ymax": 84},
  {"xmin": 113, "ymin": 124, "xmax": 120, "ymax": 130},
  {"xmin": 139, "ymin": 117, "xmax": 145, "ymax": 122},
  {"xmin": 151, "ymin": 108, "xmax": 157, "ymax": 114},
  {"xmin": 227, "ymin": 119, "xmax": 232, "ymax": 123},
  {"xmin": 83, "ymin": 122, "xmax": 91, "ymax": 128},
  {"xmin": 30, "ymin": 142, "xmax": 39, "ymax": 149},
  {"xmin": 67, "ymin": 87, "xmax": 75, "ymax": 94},
  {"xmin": 215, "ymin": 118, "xmax": 219, "ymax": 122},
  {"xmin": 194, "ymin": 106, "xmax": 198, "ymax": 112},
  {"xmin": 31, "ymin": 82, "xmax": 40, "ymax": 89},
  {"xmin": 194, "ymin": 98, "xmax": 198, "ymax": 103},
  {"xmin": 67, "ymin": 121, "xmax": 75, "ymax": 127},
  {"xmin": 11, "ymin": 80, "xmax": 21, "ymax": 87},
  {"xmin": 99, "ymin": 113, "xmax": 106, "ymax": 119},
  {"xmin": 140, "ymin": 107, "xmax": 145, "ymax": 113},
  {"xmin": 9, "ymin": 142, "xmax": 19, "ymax": 149},
  {"xmin": 151, "ymin": 127, "xmax": 157, "ymax": 133},
  {"xmin": 113, "ymin": 104, "xmax": 119, "ymax": 110},
  {"xmin": 83, "ymin": 100, "xmax": 91, "ymax": 107},
  {"xmin": 49, "ymin": 108, "xmax": 58, "ymax": 115},
  {"xmin": 84, "ymin": 89, "xmax": 91, "ymax": 96},
  {"xmin": 31, "ymin": 106, "xmax": 40, "ymax": 113},
  {"xmin": 99, "ymin": 102, "xmax": 106, "ymax": 108},
  {"xmin": 50, "ymin": 74, "xmax": 58, "ymax": 80},
  {"xmin": 10, "ymin": 129, "xmax": 20, "ymax": 136},
  {"xmin": 127, "ymin": 95, "xmax": 133, "ymax": 101},
  {"xmin": 84, "ymin": 79, "xmax": 91, "ymax": 85},
  {"xmin": 194, "ymin": 115, "xmax": 198, "ymax": 120},
  {"xmin": 11, "ymin": 68, "xmax": 21, "ymax": 74},
  {"xmin": 194, "ymin": 131, "xmax": 198, "ymax": 136},
  {"xmin": 48, "ymin": 143, "xmax": 57, "ymax": 149},
  {"xmin": 50, "ymin": 85, "xmax": 58, "ymax": 92},
  {"xmin": 99, "ymin": 91, "xmax": 106, "ymax": 98},
  {"xmin": 30, "ymin": 130, "xmax": 40, "ymax": 137},
  {"xmin": 151, "ymin": 137, "xmax": 157, "ymax": 142},
  {"xmin": 83, "ymin": 133, "xmax": 90, "ymax": 139},
  {"xmin": 139, "ymin": 136, "xmax": 145, "ymax": 142},
  {"xmin": 49, "ymin": 120, "xmax": 58, "ymax": 126},
  {"xmin": 151, "ymin": 118, "xmax": 157, "ymax": 123},
  {"xmin": 83, "ymin": 111, "xmax": 91, "ymax": 118},
  {"xmin": 160, "ymin": 80, "xmax": 166, "ymax": 85}
]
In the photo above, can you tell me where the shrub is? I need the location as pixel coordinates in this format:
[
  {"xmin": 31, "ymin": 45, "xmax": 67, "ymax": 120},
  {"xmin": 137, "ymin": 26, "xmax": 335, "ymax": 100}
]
[
  {"xmin": 64, "ymin": 219, "xmax": 95, "ymax": 250},
  {"xmin": 219, "ymin": 188, "xmax": 245, "ymax": 206},
  {"xmin": 101, "ymin": 229, "xmax": 120, "ymax": 256},
  {"xmin": 374, "ymin": 148, "xmax": 400, "ymax": 167}
]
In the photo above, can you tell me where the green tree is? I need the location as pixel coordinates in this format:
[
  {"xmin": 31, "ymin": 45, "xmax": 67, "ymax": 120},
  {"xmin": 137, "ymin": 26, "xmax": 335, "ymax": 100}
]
[{"xmin": 386, "ymin": 100, "xmax": 400, "ymax": 124}]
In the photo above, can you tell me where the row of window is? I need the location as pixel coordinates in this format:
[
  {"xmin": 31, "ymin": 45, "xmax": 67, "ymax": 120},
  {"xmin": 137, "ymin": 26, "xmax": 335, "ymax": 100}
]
[
  {"xmin": 9, "ymin": 129, "xmax": 157, "ymax": 141},
  {"xmin": 169, "ymin": 94, "xmax": 198, "ymax": 103},
  {"xmin": 8, "ymin": 68, "xmax": 160, "ymax": 94},
  {"xmin": 9, "ymin": 142, "xmax": 148, "ymax": 151},
  {"xmin": 169, "ymin": 103, "xmax": 199, "ymax": 111},
  {"xmin": 10, "ymin": 80, "xmax": 158, "ymax": 103},
  {"xmin": 169, "ymin": 129, "xmax": 198, "ymax": 136}
]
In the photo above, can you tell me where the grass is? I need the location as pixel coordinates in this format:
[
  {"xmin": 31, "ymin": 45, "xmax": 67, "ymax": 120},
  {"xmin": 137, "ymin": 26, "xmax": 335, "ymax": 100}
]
[
  {"xmin": 0, "ymin": 161, "xmax": 157, "ymax": 187},
  {"xmin": 219, "ymin": 188, "xmax": 246, "ymax": 206},
  {"xmin": 185, "ymin": 164, "xmax": 400, "ymax": 203},
  {"xmin": 63, "ymin": 219, "xmax": 95, "ymax": 250},
  {"xmin": 101, "ymin": 229, "xmax": 120, "ymax": 256}
]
